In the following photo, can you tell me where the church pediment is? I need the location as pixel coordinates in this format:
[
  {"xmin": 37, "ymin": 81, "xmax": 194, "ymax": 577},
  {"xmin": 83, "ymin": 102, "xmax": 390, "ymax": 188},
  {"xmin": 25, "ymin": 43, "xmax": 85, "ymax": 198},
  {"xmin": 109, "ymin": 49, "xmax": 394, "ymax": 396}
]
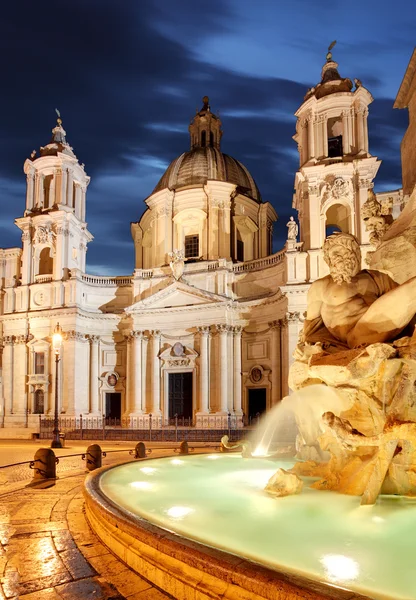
[{"xmin": 126, "ymin": 281, "xmax": 227, "ymax": 312}]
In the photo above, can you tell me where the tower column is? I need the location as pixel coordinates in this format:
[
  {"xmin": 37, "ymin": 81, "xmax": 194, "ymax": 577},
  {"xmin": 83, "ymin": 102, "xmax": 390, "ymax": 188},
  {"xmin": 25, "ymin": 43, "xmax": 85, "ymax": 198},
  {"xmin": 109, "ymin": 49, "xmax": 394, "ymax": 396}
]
[
  {"xmin": 357, "ymin": 107, "xmax": 365, "ymax": 153},
  {"xmin": 342, "ymin": 110, "xmax": 350, "ymax": 154},
  {"xmin": 307, "ymin": 116, "xmax": 315, "ymax": 159},
  {"xmin": 141, "ymin": 335, "xmax": 148, "ymax": 412},
  {"xmin": 363, "ymin": 108, "xmax": 369, "ymax": 154},
  {"xmin": 67, "ymin": 169, "xmax": 74, "ymax": 207},
  {"xmin": 151, "ymin": 331, "xmax": 161, "ymax": 415},
  {"xmin": 280, "ymin": 317, "xmax": 289, "ymax": 398},
  {"xmin": 60, "ymin": 169, "xmax": 68, "ymax": 207},
  {"xmin": 233, "ymin": 326, "xmax": 243, "ymax": 414},
  {"xmin": 37, "ymin": 173, "xmax": 44, "ymax": 209},
  {"xmin": 26, "ymin": 169, "xmax": 35, "ymax": 211}
]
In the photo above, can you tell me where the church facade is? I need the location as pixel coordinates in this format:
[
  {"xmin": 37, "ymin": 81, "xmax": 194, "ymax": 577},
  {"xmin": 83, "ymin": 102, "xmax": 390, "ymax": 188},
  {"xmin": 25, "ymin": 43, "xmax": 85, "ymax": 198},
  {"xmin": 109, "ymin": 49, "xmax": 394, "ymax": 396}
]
[{"xmin": 0, "ymin": 50, "xmax": 405, "ymax": 437}]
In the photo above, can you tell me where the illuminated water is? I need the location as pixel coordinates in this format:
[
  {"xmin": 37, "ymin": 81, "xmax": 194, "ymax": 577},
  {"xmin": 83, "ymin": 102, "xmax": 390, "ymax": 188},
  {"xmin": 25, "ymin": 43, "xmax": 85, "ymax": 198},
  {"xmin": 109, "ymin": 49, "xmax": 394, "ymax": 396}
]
[{"xmin": 100, "ymin": 454, "xmax": 416, "ymax": 600}]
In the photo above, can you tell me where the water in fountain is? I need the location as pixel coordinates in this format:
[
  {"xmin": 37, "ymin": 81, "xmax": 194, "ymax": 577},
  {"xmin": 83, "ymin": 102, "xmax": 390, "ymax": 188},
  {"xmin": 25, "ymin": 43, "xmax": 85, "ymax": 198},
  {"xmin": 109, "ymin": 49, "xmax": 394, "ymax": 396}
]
[{"xmin": 250, "ymin": 384, "xmax": 351, "ymax": 457}]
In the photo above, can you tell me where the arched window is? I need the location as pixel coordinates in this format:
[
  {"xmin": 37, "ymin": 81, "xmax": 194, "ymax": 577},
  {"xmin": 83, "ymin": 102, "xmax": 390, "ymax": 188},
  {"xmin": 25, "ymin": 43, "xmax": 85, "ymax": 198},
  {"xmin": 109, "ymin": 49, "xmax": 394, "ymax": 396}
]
[
  {"xmin": 327, "ymin": 117, "xmax": 343, "ymax": 158},
  {"xmin": 39, "ymin": 247, "xmax": 53, "ymax": 275},
  {"xmin": 236, "ymin": 230, "xmax": 244, "ymax": 262},
  {"xmin": 201, "ymin": 130, "xmax": 206, "ymax": 147},
  {"xmin": 34, "ymin": 389, "xmax": 44, "ymax": 414},
  {"xmin": 210, "ymin": 131, "xmax": 214, "ymax": 147},
  {"xmin": 325, "ymin": 203, "xmax": 350, "ymax": 236}
]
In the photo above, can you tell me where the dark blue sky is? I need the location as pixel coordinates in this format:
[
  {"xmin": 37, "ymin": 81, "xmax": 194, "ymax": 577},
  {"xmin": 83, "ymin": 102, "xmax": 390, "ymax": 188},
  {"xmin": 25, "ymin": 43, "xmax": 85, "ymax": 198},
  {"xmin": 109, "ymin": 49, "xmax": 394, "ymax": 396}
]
[{"xmin": 0, "ymin": 0, "xmax": 414, "ymax": 275}]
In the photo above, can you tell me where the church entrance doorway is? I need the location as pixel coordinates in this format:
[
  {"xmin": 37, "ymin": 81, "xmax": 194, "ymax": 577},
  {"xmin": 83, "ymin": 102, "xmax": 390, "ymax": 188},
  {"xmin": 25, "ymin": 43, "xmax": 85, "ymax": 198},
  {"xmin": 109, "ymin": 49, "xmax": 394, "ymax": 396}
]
[
  {"xmin": 248, "ymin": 388, "xmax": 267, "ymax": 420},
  {"xmin": 168, "ymin": 372, "xmax": 193, "ymax": 419},
  {"xmin": 105, "ymin": 392, "xmax": 121, "ymax": 423}
]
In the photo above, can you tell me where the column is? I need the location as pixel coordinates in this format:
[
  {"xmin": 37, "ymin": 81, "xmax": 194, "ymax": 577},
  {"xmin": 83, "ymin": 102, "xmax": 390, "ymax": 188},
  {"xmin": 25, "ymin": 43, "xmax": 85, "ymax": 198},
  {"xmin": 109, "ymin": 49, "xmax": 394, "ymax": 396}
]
[
  {"xmin": 130, "ymin": 331, "xmax": 143, "ymax": 414},
  {"xmin": 21, "ymin": 231, "xmax": 32, "ymax": 285},
  {"xmin": 233, "ymin": 326, "xmax": 243, "ymax": 414},
  {"xmin": 81, "ymin": 186, "xmax": 86, "ymax": 222},
  {"xmin": 12, "ymin": 335, "xmax": 27, "ymax": 416},
  {"xmin": 26, "ymin": 170, "xmax": 35, "ymax": 211},
  {"xmin": 151, "ymin": 330, "xmax": 161, "ymax": 414},
  {"xmin": 356, "ymin": 108, "xmax": 365, "ymax": 153},
  {"xmin": 269, "ymin": 321, "xmax": 281, "ymax": 405},
  {"xmin": 74, "ymin": 183, "xmax": 82, "ymax": 220},
  {"xmin": 61, "ymin": 169, "xmax": 68, "ymax": 206},
  {"xmin": 227, "ymin": 327, "xmax": 234, "ymax": 412},
  {"xmin": 322, "ymin": 116, "xmax": 328, "ymax": 158},
  {"xmin": 2, "ymin": 337, "xmax": 14, "ymax": 416},
  {"xmin": 89, "ymin": 335, "xmax": 100, "ymax": 414},
  {"xmin": 307, "ymin": 117, "xmax": 314, "ymax": 160},
  {"xmin": 313, "ymin": 119, "xmax": 320, "ymax": 158},
  {"xmin": 141, "ymin": 335, "xmax": 148, "ymax": 412},
  {"xmin": 342, "ymin": 110, "xmax": 349, "ymax": 154},
  {"xmin": 38, "ymin": 174, "xmax": 44, "ymax": 208},
  {"xmin": 216, "ymin": 325, "xmax": 228, "ymax": 413},
  {"xmin": 66, "ymin": 169, "xmax": 74, "ymax": 207},
  {"xmin": 363, "ymin": 108, "xmax": 369, "ymax": 154},
  {"xmin": 280, "ymin": 317, "xmax": 289, "ymax": 397},
  {"xmin": 197, "ymin": 327, "xmax": 210, "ymax": 413}
]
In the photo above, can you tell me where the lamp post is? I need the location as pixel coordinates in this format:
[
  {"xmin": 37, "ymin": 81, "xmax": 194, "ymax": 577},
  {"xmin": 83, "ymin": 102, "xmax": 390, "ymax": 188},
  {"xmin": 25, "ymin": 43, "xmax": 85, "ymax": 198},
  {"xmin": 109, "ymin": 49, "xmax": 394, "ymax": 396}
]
[{"xmin": 51, "ymin": 323, "xmax": 63, "ymax": 448}]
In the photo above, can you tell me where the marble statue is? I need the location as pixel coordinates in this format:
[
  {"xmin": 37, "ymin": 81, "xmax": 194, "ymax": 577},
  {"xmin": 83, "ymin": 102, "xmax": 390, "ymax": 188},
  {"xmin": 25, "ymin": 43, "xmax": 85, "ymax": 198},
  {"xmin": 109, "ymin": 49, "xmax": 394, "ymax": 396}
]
[
  {"xmin": 302, "ymin": 232, "xmax": 416, "ymax": 350},
  {"xmin": 285, "ymin": 230, "xmax": 416, "ymax": 504},
  {"xmin": 286, "ymin": 216, "xmax": 298, "ymax": 241}
]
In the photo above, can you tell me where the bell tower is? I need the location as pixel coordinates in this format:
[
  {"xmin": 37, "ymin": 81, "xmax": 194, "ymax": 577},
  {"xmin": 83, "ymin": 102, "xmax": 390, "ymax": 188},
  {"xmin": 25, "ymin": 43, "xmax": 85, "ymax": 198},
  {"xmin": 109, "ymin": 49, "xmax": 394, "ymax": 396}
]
[
  {"xmin": 292, "ymin": 43, "xmax": 381, "ymax": 278},
  {"xmin": 15, "ymin": 113, "xmax": 92, "ymax": 291}
]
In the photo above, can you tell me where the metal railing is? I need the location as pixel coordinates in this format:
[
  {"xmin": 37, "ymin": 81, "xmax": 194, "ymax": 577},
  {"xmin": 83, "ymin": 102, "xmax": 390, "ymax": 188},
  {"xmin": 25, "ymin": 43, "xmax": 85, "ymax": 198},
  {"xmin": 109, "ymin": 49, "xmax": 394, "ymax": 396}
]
[{"xmin": 39, "ymin": 414, "xmax": 255, "ymax": 442}]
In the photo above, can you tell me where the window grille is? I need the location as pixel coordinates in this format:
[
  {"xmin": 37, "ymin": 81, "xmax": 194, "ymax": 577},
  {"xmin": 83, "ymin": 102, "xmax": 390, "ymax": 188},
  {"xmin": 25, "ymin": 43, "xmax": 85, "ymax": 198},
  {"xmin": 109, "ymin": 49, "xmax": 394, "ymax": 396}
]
[{"xmin": 185, "ymin": 235, "xmax": 199, "ymax": 259}]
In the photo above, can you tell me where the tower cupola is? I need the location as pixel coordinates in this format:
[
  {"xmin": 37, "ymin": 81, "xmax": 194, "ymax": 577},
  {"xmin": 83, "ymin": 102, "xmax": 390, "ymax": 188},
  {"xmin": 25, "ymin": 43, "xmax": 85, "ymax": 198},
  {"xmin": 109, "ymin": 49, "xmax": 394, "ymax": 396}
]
[{"xmin": 188, "ymin": 96, "xmax": 223, "ymax": 150}]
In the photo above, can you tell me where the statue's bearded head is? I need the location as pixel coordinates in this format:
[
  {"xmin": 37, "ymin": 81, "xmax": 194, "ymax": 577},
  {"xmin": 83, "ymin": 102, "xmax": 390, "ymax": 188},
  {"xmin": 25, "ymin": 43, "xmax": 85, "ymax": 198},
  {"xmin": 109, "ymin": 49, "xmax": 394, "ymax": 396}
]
[{"xmin": 323, "ymin": 232, "xmax": 361, "ymax": 285}]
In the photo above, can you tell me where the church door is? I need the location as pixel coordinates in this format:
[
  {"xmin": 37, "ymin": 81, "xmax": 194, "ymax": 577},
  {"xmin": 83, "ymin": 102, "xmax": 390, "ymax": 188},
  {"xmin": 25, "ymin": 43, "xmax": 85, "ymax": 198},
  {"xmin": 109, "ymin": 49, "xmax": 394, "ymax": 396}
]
[
  {"xmin": 168, "ymin": 373, "xmax": 193, "ymax": 419},
  {"xmin": 105, "ymin": 392, "xmax": 121, "ymax": 422},
  {"xmin": 248, "ymin": 388, "xmax": 267, "ymax": 420}
]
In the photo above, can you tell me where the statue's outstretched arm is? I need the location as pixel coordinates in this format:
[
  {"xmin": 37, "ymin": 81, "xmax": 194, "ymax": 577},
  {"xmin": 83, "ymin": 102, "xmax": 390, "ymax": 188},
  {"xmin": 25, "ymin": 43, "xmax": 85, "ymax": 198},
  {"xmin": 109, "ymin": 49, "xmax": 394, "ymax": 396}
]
[{"xmin": 347, "ymin": 276, "xmax": 416, "ymax": 348}]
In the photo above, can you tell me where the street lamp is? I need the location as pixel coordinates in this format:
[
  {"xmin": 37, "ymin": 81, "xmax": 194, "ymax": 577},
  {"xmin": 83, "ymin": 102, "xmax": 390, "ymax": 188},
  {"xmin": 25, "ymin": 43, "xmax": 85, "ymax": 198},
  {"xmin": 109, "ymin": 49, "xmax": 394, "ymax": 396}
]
[{"xmin": 51, "ymin": 323, "xmax": 63, "ymax": 448}]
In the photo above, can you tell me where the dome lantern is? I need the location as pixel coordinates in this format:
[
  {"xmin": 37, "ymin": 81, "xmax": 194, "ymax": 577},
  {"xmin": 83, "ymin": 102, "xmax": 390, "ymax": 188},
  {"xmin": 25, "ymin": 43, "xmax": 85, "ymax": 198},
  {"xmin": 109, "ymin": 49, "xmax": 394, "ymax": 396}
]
[{"xmin": 188, "ymin": 96, "xmax": 223, "ymax": 150}]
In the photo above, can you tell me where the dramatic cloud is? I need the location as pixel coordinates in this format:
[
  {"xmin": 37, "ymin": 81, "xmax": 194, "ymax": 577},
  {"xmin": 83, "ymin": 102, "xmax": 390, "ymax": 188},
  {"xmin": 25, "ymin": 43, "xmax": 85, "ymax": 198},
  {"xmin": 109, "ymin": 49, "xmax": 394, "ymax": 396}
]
[{"xmin": 0, "ymin": 0, "xmax": 413, "ymax": 273}]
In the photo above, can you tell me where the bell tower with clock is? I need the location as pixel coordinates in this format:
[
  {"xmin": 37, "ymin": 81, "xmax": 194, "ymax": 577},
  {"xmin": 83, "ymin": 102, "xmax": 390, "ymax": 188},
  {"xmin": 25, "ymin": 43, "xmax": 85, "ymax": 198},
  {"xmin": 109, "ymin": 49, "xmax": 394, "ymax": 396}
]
[{"xmin": 292, "ymin": 42, "xmax": 381, "ymax": 279}]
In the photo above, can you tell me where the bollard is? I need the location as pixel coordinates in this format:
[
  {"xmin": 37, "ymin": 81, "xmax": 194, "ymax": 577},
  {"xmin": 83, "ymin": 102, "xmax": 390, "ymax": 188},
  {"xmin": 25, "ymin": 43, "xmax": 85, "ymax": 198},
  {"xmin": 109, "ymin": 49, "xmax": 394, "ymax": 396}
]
[
  {"xmin": 179, "ymin": 441, "xmax": 189, "ymax": 455},
  {"xmin": 132, "ymin": 441, "xmax": 146, "ymax": 459},
  {"xmin": 29, "ymin": 448, "xmax": 59, "ymax": 481},
  {"xmin": 82, "ymin": 444, "xmax": 105, "ymax": 471}
]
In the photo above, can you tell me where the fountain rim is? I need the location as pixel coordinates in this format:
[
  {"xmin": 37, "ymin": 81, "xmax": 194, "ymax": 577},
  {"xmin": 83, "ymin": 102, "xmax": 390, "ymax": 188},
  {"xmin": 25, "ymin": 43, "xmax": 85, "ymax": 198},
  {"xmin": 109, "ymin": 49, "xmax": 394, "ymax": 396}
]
[{"xmin": 83, "ymin": 454, "xmax": 372, "ymax": 600}]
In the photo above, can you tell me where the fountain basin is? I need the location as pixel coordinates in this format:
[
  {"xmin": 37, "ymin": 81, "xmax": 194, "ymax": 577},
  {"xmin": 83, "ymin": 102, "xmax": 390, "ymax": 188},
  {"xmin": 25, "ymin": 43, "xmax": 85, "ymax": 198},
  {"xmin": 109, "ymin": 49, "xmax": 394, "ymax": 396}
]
[{"xmin": 84, "ymin": 453, "xmax": 416, "ymax": 600}]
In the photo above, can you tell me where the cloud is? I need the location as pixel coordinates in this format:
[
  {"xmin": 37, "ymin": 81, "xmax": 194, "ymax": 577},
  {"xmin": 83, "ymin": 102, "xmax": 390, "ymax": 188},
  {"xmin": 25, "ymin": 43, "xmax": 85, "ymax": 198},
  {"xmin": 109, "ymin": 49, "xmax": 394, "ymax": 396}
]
[{"xmin": 0, "ymin": 0, "xmax": 410, "ymax": 274}]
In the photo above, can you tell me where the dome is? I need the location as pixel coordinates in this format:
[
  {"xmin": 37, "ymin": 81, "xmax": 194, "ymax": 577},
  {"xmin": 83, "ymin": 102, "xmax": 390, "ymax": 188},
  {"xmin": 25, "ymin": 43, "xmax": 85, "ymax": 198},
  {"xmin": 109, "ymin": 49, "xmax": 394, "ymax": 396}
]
[{"xmin": 152, "ymin": 147, "xmax": 262, "ymax": 202}]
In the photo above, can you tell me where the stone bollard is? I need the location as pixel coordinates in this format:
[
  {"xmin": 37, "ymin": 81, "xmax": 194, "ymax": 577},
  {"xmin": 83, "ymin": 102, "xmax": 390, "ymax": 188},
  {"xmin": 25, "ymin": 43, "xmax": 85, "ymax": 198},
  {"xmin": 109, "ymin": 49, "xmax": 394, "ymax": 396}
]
[
  {"xmin": 30, "ymin": 448, "xmax": 59, "ymax": 481},
  {"xmin": 82, "ymin": 444, "xmax": 105, "ymax": 471},
  {"xmin": 179, "ymin": 441, "xmax": 189, "ymax": 455},
  {"xmin": 133, "ymin": 442, "xmax": 146, "ymax": 459}
]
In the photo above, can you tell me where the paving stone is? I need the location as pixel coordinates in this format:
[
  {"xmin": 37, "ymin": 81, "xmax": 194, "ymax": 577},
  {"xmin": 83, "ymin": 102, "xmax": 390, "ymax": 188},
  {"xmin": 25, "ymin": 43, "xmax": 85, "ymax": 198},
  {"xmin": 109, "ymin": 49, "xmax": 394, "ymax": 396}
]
[
  {"xmin": 1, "ymin": 567, "xmax": 19, "ymax": 598},
  {"xmin": 52, "ymin": 531, "xmax": 77, "ymax": 553},
  {"xmin": 127, "ymin": 587, "xmax": 172, "ymax": 599},
  {"xmin": 20, "ymin": 588, "xmax": 62, "ymax": 599},
  {"xmin": 18, "ymin": 571, "xmax": 72, "ymax": 596},
  {"xmin": 88, "ymin": 553, "xmax": 129, "ymax": 578},
  {"xmin": 59, "ymin": 548, "xmax": 96, "ymax": 579},
  {"xmin": 76, "ymin": 540, "xmax": 108, "ymax": 559},
  {"xmin": 106, "ymin": 571, "xmax": 152, "ymax": 597},
  {"xmin": 56, "ymin": 576, "xmax": 124, "ymax": 600}
]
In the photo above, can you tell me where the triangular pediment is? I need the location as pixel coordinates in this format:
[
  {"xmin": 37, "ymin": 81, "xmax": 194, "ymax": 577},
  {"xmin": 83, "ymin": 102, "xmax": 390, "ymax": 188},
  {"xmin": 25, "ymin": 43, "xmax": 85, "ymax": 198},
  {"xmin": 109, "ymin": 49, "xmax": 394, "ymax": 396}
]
[{"xmin": 126, "ymin": 280, "xmax": 227, "ymax": 312}]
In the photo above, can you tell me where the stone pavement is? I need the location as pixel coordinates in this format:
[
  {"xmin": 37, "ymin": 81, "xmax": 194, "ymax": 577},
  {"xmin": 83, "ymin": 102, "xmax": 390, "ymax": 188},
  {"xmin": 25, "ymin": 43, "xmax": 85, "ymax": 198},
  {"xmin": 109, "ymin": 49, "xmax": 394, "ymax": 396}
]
[{"xmin": 0, "ymin": 449, "xmax": 180, "ymax": 599}]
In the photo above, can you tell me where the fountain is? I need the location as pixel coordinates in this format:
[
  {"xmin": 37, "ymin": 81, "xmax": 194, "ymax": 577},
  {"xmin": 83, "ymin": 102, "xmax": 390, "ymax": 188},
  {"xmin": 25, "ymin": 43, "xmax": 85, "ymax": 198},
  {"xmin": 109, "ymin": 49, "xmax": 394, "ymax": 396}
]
[{"xmin": 84, "ymin": 193, "xmax": 416, "ymax": 600}]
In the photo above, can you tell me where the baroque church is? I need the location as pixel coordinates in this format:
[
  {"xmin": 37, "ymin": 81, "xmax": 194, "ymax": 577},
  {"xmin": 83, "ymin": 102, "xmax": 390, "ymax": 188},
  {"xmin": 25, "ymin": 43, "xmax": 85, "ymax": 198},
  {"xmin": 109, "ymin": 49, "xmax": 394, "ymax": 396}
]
[{"xmin": 0, "ymin": 48, "xmax": 406, "ymax": 437}]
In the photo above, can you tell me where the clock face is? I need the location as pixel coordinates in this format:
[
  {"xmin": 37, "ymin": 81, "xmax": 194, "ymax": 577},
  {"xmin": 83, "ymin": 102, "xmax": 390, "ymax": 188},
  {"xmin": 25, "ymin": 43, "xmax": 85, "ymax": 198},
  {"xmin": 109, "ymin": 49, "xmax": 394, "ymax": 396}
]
[{"xmin": 172, "ymin": 342, "xmax": 184, "ymax": 357}]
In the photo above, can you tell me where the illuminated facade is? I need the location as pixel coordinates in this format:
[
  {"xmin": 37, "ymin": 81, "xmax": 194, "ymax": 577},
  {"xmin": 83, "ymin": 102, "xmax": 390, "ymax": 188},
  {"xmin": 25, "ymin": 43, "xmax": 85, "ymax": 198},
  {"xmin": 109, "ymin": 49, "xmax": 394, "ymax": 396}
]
[{"xmin": 0, "ymin": 51, "xmax": 405, "ymax": 437}]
